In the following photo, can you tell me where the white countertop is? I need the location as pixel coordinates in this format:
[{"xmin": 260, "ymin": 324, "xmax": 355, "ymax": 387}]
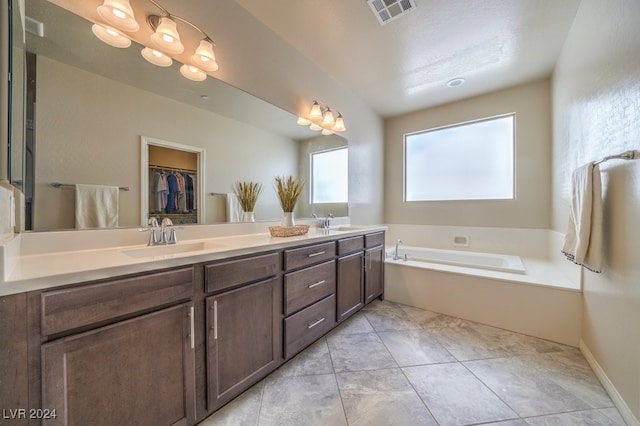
[{"xmin": 0, "ymin": 225, "xmax": 386, "ymax": 297}]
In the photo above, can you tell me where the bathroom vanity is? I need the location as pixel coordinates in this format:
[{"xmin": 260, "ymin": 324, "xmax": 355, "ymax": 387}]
[{"xmin": 0, "ymin": 227, "xmax": 385, "ymax": 425}]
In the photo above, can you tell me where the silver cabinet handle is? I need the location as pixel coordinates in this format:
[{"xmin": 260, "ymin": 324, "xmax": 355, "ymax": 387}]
[
  {"xmin": 189, "ymin": 306, "xmax": 195, "ymax": 349},
  {"xmin": 213, "ymin": 300, "xmax": 218, "ymax": 340},
  {"xmin": 308, "ymin": 251, "xmax": 326, "ymax": 258},
  {"xmin": 308, "ymin": 280, "xmax": 326, "ymax": 289},
  {"xmin": 307, "ymin": 317, "xmax": 326, "ymax": 329}
]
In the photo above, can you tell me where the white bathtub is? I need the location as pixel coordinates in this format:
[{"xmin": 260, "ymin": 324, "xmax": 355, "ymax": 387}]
[
  {"xmin": 386, "ymin": 245, "xmax": 526, "ymax": 274},
  {"xmin": 382, "ymin": 226, "xmax": 583, "ymax": 346}
]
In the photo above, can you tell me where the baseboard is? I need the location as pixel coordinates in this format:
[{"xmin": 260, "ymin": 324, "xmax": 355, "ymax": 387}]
[{"xmin": 580, "ymin": 339, "xmax": 639, "ymax": 426}]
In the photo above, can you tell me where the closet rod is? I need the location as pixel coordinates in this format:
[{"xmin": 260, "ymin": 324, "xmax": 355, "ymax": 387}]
[
  {"xmin": 149, "ymin": 164, "xmax": 197, "ymax": 173},
  {"xmin": 593, "ymin": 150, "xmax": 636, "ymax": 165},
  {"xmin": 52, "ymin": 182, "xmax": 130, "ymax": 191}
]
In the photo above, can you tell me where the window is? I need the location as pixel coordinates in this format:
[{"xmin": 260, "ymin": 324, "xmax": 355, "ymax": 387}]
[
  {"xmin": 311, "ymin": 147, "xmax": 348, "ymax": 203},
  {"xmin": 404, "ymin": 114, "xmax": 515, "ymax": 201}
]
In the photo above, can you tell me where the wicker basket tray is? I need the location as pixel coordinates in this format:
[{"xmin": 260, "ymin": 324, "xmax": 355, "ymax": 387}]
[{"xmin": 269, "ymin": 225, "xmax": 310, "ymax": 237}]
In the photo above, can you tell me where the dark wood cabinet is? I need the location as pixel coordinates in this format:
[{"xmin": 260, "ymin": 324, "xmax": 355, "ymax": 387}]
[
  {"xmin": 41, "ymin": 302, "xmax": 196, "ymax": 426},
  {"xmin": 365, "ymin": 245, "xmax": 385, "ymax": 303},
  {"xmin": 336, "ymin": 251, "xmax": 364, "ymax": 322},
  {"xmin": 206, "ymin": 277, "xmax": 281, "ymax": 410}
]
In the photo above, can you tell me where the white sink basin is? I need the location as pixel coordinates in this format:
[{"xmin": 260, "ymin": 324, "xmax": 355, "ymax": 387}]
[{"xmin": 121, "ymin": 241, "xmax": 221, "ymax": 259}]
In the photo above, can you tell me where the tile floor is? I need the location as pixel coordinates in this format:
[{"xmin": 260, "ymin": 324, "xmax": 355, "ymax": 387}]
[{"xmin": 200, "ymin": 300, "xmax": 627, "ymax": 426}]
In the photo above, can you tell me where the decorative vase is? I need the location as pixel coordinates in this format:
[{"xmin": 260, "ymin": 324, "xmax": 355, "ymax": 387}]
[
  {"xmin": 242, "ymin": 211, "xmax": 255, "ymax": 222},
  {"xmin": 281, "ymin": 212, "xmax": 295, "ymax": 227}
]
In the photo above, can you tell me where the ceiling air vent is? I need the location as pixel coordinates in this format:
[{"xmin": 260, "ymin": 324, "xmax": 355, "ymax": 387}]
[{"xmin": 367, "ymin": 0, "xmax": 417, "ymax": 26}]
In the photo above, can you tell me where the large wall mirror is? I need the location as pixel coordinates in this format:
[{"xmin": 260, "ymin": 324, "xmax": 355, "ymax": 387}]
[{"xmin": 8, "ymin": 0, "xmax": 348, "ymax": 231}]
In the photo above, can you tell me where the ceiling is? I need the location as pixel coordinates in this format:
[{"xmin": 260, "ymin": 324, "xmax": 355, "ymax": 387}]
[
  {"xmin": 33, "ymin": 0, "xmax": 582, "ymax": 131},
  {"xmin": 234, "ymin": 0, "xmax": 581, "ymax": 117}
]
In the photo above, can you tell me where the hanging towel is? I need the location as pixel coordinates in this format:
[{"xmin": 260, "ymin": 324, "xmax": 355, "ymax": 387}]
[
  {"xmin": 75, "ymin": 184, "xmax": 119, "ymax": 229},
  {"xmin": 562, "ymin": 163, "xmax": 603, "ymax": 272},
  {"xmin": 225, "ymin": 193, "xmax": 242, "ymax": 223}
]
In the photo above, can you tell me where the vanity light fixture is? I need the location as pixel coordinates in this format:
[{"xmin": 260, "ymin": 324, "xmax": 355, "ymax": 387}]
[
  {"xmin": 91, "ymin": 0, "xmax": 219, "ymax": 82},
  {"xmin": 297, "ymin": 101, "xmax": 347, "ymax": 135},
  {"xmin": 97, "ymin": 0, "xmax": 139, "ymax": 32}
]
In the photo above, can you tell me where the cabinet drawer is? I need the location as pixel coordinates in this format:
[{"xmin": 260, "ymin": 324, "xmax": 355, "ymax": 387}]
[
  {"xmin": 337, "ymin": 236, "xmax": 364, "ymax": 256},
  {"xmin": 284, "ymin": 242, "xmax": 335, "ymax": 271},
  {"xmin": 284, "ymin": 261, "xmax": 336, "ymax": 315},
  {"xmin": 41, "ymin": 267, "xmax": 194, "ymax": 336},
  {"xmin": 205, "ymin": 252, "xmax": 279, "ymax": 293},
  {"xmin": 365, "ymin": 232, "xmax": 385, "ymax": 248},
  {"xmin": 284, "ymin": 294, "xmax": 336, "ymax": 358}
]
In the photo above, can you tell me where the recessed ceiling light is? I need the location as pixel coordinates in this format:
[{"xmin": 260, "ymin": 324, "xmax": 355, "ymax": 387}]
[
  {"xmin": 447, "ymin": 78, "xmax": 465, "ymax": 88},
  {"xmin": 200, "ymin": 95, "xmax": 209, "ymax": 100}
]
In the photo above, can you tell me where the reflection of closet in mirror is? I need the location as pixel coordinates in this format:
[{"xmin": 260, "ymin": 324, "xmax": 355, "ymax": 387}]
[{"xmin": 140, "ymin": 136, "xmax": 205, "ymax": 227}]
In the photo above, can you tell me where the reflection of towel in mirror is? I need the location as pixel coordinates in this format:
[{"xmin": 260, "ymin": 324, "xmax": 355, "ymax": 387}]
[
  {"xmin": 225, "ymin": 193, "xmax": 242, "ymax": 223},
  {"xmin": 562, "ymin": 163, "xmax": 603, "ymax": 272},
  {"xmin": 75, "ymin": 184, "xmax": 119, "ymax": 229}
]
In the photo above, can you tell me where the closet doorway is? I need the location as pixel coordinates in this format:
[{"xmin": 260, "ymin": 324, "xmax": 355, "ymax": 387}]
[{"xmin": 140, "ymin": 136, "xmax": 205, "ymax": 226}]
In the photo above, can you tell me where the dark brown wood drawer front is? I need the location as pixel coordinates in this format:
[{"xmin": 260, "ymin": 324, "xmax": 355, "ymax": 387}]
[
  {"xmin": 284, "ymin": 261, "xmax": 336, "ymax": 315},
  {"xmin": 337, "ymin": 236, "xmax": 364, "ymax": 256},
  {"xmin": 284, "ymin": 294, "xmax": 336, "ymax": 359},
  {"xmin": 41, "ymin": 267, "xmax": 194, "ymax": 337},
  {"xmin": 365, "ymin": 232, "xmax": 385, "ymax": 248},
  {"xmin": 284, "ymin": 242, "xmax": 336, "ymax": 271},
  {"xmin": 205, "ymin": 252, "xmax": 279, "ymax": 294}
]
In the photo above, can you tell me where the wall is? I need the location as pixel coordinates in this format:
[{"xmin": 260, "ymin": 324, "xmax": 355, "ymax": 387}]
[
  {"xmin": 384, "ymin": 79, "xmax": 551, "ymax": 228},
  {"xmin": 35, "ymin": 57, "xmax": 298, "ymax": 230},
  {"xmin": 552, "ymin": 0, "xmax": 640, "ymax": 422}
]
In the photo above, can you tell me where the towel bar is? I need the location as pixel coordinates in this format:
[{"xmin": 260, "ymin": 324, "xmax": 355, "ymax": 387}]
[
  {"xmin": 593, "ymin": 150, "xmax": 636, "ymax": 165},
  {"xmin": 52, "ymin": 182, "xmax": 130, "ymax": 191}
]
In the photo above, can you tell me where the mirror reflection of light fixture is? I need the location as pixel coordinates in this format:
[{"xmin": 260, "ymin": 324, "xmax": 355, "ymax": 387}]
[
  {"xmin": 297, "ymin": 101, "xmax": 347, "ymax": 135},
  {"xmin": 91, "ymin": 23, "xmax": 132, "ymax": 48},
  {"xmin": 91, "ymin": 0, "xmax": 219, "ymax": 82},
  {"xmin": 141, "ymin": 47, "xmax": 172, "ymax": 66},
  {"xmin": 180, "ymin": 64, "xmax": 207, "ymax": 81}
]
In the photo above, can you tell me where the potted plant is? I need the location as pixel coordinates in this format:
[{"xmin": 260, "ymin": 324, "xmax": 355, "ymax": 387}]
[
  {"xmin": 233, "ymin": 181, "xmax": 263, "ymax": 222},
  {"xmin": 274, "ymin": 175, "xmax": 304, "ymax": 227}
]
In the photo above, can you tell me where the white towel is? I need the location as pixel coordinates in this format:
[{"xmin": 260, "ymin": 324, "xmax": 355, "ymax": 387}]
[
  {"xmin": 75, "ymin": 184, "xmax": 119, "ymax": 229},
  {"xmin": 225, "ymin": 193, "xmax": 242, "ymax": 223},
  {"xmin": 562, "ymin": 163, "xmax": 603, "ymax": 272}
]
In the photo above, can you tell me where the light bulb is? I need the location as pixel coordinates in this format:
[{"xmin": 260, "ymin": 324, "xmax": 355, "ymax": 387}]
[
  {"xmin": 323, "ymin": 108, "xmax": 335, "ymax": 125},
  {"xmin": 297, "ymin": 117, "xmax": 311, "ymax": 126},
  {"xmin": 309, "ymin": 123, "xmax": 323, "ymax": 131},
  {"xmin": 151, "ymin": 16, "xmax": 184, "ymax": 54},
  {"xmin": 309, "ymin": 102, "xmax": 322, "ymax": 120},
  {"xmin": 191, "ymin": 39, "xmax": 219, "ymax": 72},
  {"xmin": 333, "ymin": 114, "xmax": 346, "ymax": 132},
  {"xmin": 141, "ymin": 47, "xmax": 172, "ymax": 67},
  {"xmin": 180, "ymin": 64, "xmax": 207, "ymax": 82},
  {"xmin": 91, "ymin": 23, "xmax": 131, "ymax": 48},
  {"xmin": 97, "ymin": 0, "xmax": 139, "ymax": 32},
  {"xmin": 321, "ymin": 128, "xmax": 333, "ymax": 135}
]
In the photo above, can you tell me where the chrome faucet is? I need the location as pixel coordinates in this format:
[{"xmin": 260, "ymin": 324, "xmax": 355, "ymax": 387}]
[
  {"xmin": 312, "ymin": 213, "xmax": 335, "ymax": 229},
  {"xmin": 160, "ymin": 218, "xmax": 178, "ymax": 244},
  {"xmin": 146, "ymin": 217, "xmax": 159, "ymax": 246},
  {"xmin": 394, "ymin": 239, "xmax": 403, "ymax": 260}
]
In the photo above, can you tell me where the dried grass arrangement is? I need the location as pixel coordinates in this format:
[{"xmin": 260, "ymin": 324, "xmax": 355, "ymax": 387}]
[
  {"xmin": 233, "ymin": 181, "xmax": 263, "ymax": 212},
  {"xmin": 274, "ymin": 175, "xmax": 304, "ymax": 212}
]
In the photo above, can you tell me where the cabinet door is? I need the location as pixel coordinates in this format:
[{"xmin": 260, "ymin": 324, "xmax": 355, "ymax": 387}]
[
  {"xmin": 336, "ymin": 251, "xmax": 364, "ymax": 322},
  {"xmin": 365, "ymin": 245, "xmax": 385, "ymax": 304},
  {"xmin": 206, "ymin": 277, "xmax": 281, "ymax": 410},
  {"xmin": 42, "ymin": 302, "xmax": 196, "ymax": 426}
]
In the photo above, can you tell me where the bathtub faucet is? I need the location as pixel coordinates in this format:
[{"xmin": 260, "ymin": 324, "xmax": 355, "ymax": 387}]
[{"xmin": 394, "ymin": 239, "xmax": 403, "ymax": 260}]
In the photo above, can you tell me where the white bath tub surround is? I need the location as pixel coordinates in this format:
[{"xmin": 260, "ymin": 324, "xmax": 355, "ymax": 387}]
[{"xmin": 384, "ymin": 224, "xmax": 582, "ymax": 346}]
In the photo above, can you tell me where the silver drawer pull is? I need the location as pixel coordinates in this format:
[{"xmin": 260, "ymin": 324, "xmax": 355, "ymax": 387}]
[
  {"xmin": 307, "ymin": 317, "xmax": 326, "ymax": 329},
  {"xmin": 308, "ymin": 280, "xmax": 326, "ymax": 289},
  {"xmin": 307, "ymin": 251, "xmax": 326, "ymax": 258}
]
